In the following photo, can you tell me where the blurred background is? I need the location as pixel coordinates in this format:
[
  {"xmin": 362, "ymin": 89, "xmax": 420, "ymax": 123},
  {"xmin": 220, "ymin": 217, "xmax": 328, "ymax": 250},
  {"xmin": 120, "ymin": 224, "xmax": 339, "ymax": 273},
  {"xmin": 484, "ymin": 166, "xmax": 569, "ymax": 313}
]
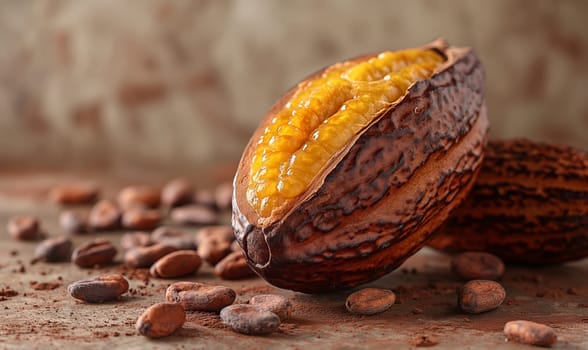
[{"xmin": 0, "ymin": 0, "xmax": 587, "ymax": 175}]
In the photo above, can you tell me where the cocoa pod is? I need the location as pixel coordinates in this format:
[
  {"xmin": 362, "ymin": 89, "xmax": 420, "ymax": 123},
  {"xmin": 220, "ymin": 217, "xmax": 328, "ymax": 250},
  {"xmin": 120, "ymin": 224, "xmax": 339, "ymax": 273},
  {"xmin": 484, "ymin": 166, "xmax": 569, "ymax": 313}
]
[
  {"xmin": 232, "ymin": 39, "xmax": 488, "ymax": 292},
  {"xmin": 430, "ymin": 139, "xmax": 588, "ymax": 264}
]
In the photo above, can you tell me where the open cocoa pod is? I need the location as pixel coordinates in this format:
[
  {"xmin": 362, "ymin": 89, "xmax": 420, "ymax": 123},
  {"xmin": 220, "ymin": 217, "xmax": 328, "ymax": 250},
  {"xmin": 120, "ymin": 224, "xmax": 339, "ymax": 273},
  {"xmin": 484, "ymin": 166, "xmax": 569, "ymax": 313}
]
[
  {"xmin": 429, "ymin": 139, "xmax": 588, "ymax": 264},
  {"xmin": 232, "ymin": 39, "xmax": 489, "ymax": 293}
]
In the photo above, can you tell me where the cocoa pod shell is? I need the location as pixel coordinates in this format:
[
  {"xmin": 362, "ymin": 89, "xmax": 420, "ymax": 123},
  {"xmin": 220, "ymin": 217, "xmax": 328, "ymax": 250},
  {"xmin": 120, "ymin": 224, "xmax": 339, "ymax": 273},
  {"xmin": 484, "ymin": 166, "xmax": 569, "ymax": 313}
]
[
  {"xmin": 232, "ymin": 39, "xmax": 488, "ymax": 293},
  {"xmin": 430, "ymin": 138, "xmax": 588, "ymax": 264}
]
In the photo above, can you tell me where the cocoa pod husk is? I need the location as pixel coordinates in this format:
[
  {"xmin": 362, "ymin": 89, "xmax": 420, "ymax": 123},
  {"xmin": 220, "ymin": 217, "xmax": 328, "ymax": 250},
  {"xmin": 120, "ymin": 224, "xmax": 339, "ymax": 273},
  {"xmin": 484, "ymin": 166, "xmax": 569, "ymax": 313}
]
[{"xmin": 232, "ymin": 39, "xmax": 488, "ymax": 293}]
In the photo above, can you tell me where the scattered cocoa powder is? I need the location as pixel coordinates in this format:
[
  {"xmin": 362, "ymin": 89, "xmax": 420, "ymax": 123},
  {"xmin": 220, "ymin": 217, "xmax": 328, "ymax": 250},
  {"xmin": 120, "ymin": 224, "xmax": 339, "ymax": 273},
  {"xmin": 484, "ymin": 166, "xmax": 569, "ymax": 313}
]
[
  {"xmin": 30, "ymin": 281, "xmax": 61, "ymax": 291},
  {"xmin": 410, "ymin": 335, "xmax": 439, "ymax": 347}
]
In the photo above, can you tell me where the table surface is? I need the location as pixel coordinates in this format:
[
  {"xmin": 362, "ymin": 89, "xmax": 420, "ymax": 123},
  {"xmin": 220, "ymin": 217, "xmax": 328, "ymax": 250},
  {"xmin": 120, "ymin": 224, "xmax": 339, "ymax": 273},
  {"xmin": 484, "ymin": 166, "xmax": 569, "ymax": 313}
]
[{"xmin": 0, "ymin": 170, "xmax": 586, "ymax": 350}]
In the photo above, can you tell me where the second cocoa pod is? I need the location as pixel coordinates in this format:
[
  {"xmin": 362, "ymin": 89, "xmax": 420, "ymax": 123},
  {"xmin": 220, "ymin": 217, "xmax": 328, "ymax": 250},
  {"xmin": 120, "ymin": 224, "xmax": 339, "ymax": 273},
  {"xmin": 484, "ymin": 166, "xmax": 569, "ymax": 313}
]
[{"xmin": 430, "ymin": 139, "xmax": 588, "ymax": 264}]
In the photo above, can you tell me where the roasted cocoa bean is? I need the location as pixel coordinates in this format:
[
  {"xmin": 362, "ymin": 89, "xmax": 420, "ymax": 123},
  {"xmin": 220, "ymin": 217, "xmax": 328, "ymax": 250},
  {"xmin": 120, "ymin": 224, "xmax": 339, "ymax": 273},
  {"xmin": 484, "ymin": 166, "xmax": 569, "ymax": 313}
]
[
  {"xmin": 193, "ymin": 189, "xmax": 216, "ymax": 208},
  {"xmin": 48, "ymin": 182, "xmax": 99, "ymax": 205},
  {"xmin": 451, "ymin": 252, "xmax": 504, "ymax": 280},
  {"xmin": 345, "ymin": 288, "xmax": 396, "ymax": 315},
  {"xmin": 88, "ymin": 200, "xmax": 121, "ymax": 231},
  {"xmin": 151, "ymin": 227, "xmax": 196, "ymax": 250},
  {"xmin": 214, "ymin": 251, "xmax": 256, "ymax": 280},
  {"xmin": 162, "ymin": 178, "xmax": 194, "ymax": 208},
  {"xmin": 68, "ymin": 274, "xmax": 129, "ymax": 303},
  {"xmin": 120, "ymin": 232, "xmax": 153, "ymax": 250},
  {"xmin": 118, "ymin": 185, "xmax": 161, "ymax": 210},
  {"xmin": 220, "ymin": 304, "xmax": 280, "ymax": 335},
  {"xmin": 71, "ymin": 239, "xmax": 117, "ymax": 268},
  {"xmin": 170, "ymin": 205, "xmax": 217, "ymax": 226},
  {"xmin": 136, "ymin": 302, "xmax": 185, "ymax": 338},
  {"xmin": 249, "ymin": 294, "xmax": 292, "ymax": 321},
  {"xmin": 196, "ymin": 225, "xmax": 234, "ymax": 265},
  {"xmin": 150, "ymin": 250, "xmax": 202, "ymax": 278},
  {"xmin": 7, "ymin": 215, "xmax": 41, "ymax": 241},
  {"xmin": 214, "ymin": 182, "xmax": 233, "ymax": 211},
  {"xmin": 504, "ymin": 320, "xmax": 557, "ymax": 347},
  {"xmin": 124, "ymin": 243, "xmax": 177, "ymax": 268},
  {"xmin": 59, "ymin": 210, "xmax": 88, "ymax": 234},
  {"xmin": 122, "ymin": 208, "xmax": 161, "ymax": 230},
  {"xmin": 458, "ymin": 280, "xmax": 505, "ymax": 314},
  {"xmin": 32, "ymin": 236, "xmax": 72, "ymax": 264},
  {"xmin": 165, "ymin": 281, "xmax": 236, "ymax": 312}
]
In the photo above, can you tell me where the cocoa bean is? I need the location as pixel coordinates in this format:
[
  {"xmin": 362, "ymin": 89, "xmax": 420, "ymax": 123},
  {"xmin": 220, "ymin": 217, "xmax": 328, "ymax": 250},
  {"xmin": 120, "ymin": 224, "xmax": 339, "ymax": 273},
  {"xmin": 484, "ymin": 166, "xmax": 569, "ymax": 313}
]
[
  {"xmin": 249, "ymin": 294, "xmax": 292, "ymax": 321},
  {"xmin": 196, "ymin": 225, "xmax": 234, "ymax": 265},
  {"xmin": 124, "ymin": 243, "xmax": 177, "ymax": 268},
  {"xmin": 504, "ymin": 320, "xmax": 557, "ymax": 347},
  {"xmin": 7, "ymin": 215, "xmax": 41, "ymax": 241},
  {"xmin": 71, "ymin": 239, "xmax": 117, "ymax": 268},
  {"xmin": 59, "ymin": 210, "xmax": 88, "ymax": 234},
  {"xmin": 162, "ymin": 178, "xmax": 193, "ymax": 208},
  {"xmin": 451, "ymin": 252, "xmax": 505, "ymax": 280},
  {"xmin": 118, "ymin": 185, "xmax": 161, "ymax": 210},
  {"xmin": 345, "ymin": 288, "xmax": 396, "ymax": 315},
  {"xmin": 458, "ymin": 280, "xmax": 505, "ymax": 314},
  {"xmin": 150, "ymin": 250, "xmax": 202, "ymax": 278},
  {"xmin": 121, "ymin": 208, "xmax": 161, "ymax": 230},
  {"xmin": 68, "ymin": 274, "xmax": 129, "ymax": 303},
  {"xmin": 88, "ymin": 200, "xmax": 121, "ymax": 231},
  {"xmin": 214, "ymin": 251, "xmax": 256, "ymax": 280},
  {"xmin": 165, "ymin": 282, "xmax": 236, "ymax": 312},
  {"xmin": 170, "ymin": 205, "xmax": 217, "ymax": 226},
  {"xmin": 48, "ymin": 182, "xmax": 99, "ymax": 205},
  {"xmin": 214, "ymin": 182, "xmax": 233, "ymax": 211},
  {"xmin": 151, "ymin": 226, "xmax": 196, "ymax": 250},
  {"xmin": 120, "ymin": 232, "xmax": 153, "ymax": 250},
  {"xmin": 193, "ymin": 189, "xmax": 216, "ymax": 208},
  {"xmin": 136, "ymin": 303, "xmax": 185, "ymax": 338},
  {"xmin": 32, "ymin": 236, "xmax": 72, "ymax": 264},
  {"xmin": 220, "ymin": 304, "xmax": 280, "ymax": 335}
]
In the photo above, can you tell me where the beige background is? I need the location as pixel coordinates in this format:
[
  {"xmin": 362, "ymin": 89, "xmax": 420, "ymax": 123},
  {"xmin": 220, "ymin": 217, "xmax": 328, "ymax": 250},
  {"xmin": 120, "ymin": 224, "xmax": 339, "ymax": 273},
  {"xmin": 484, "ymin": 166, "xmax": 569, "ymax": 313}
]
[{"xmin": 1, "ymin": 0, "xmax": 587, "ymax": 172}]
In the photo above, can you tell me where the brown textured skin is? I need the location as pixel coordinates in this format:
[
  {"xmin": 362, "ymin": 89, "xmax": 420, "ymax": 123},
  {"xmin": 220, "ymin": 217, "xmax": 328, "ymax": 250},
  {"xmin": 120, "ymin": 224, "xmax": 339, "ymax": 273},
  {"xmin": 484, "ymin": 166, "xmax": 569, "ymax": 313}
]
[
  {"xmin": 429, "ymin": 139, "xmax": 588, "ymax": 264},
  {"xmin": 232, "ymin": 39, "xmax": 488, "ymax": 293},
  {"xmin": 504, "ymin": 320, "xmax": 557, "ymax": 347}
]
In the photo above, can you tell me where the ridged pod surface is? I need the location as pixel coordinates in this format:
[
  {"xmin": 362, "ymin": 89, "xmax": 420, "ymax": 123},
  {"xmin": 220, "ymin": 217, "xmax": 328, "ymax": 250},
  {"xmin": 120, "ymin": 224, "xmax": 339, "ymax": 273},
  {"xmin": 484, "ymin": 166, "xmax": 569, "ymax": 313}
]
[
  {"xmin": 232, "ymin": 39, "xmax": 488, "ymax": 293},
  {"xmin": 430, "ymin": 139, "xmax": 588, "ymax": 264}
]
